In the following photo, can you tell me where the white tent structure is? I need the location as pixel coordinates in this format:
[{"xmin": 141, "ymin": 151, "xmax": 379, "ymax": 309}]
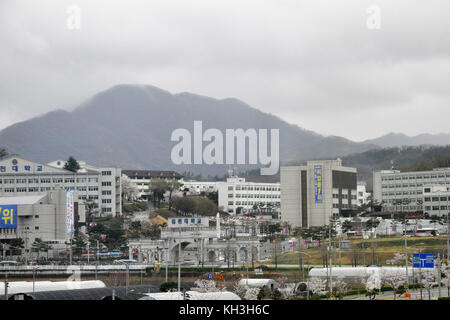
[
  {"xmin": 238, "ymin": 279, "xmax": 278, "ymax": 291},
  {"xmin": 139, "ymin": 291, "xmax": 241, "ymax": 300},
  {"xmin": 0, "ymin": 280, "xmax": 106, "ymax": 295}
]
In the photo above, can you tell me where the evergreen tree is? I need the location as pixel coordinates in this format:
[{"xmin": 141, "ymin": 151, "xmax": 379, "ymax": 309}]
[{"xmin": 64, "ymin": 156, "xmax": 80, "ymax": 172}]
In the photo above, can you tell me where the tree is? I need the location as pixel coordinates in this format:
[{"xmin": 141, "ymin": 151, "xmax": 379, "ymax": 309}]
[
  {"xmin": 341, "ymin": 220, "xmax": 353, "ymax": 234},
  {"xmin": 244, "ymin": 288, "xmax": 260, "ymax": 300},
  {"xmin": 365, "ymin": 273, "xmax": 381, "ymax": 300},
  {"xmin": 149, "ymin": 179, "xmax": 168, "ymax": 208},
  {"xmin": 121, "ymin": 174, "xmax": 139, "ymax": 200},
  {"xmin": 333, "ymin": 276, "xmax": 348, "ymax": 300},
  {"xmin": 172, "ymin": 196, "xmax": 196, "ymax": 216},
  {"xmin": 165, "ymin": 179, "xmax": 181, "ymax": 210},
  {"xmin": 31, "ymin": 238, "xmax": 51, "ymax": 260},
  {"xmin": 0, "ymin": 147, "xmax": 7, "ymax": 159},
  {"xmin": 64, "ymin": 156, "xmax": 80, "ymax": 172},
  {"xmin": 84, "ymin": 199, "xmax": 99, "ymax": 223},
  {"xmin": 191, "ymin": 280, "xmax": 222, "ymax": 293},
  {"xmin": 381, "ymin": 269, "xmax": 406, "ymax": 300},
  {"xmin": 308, "ymin": 277, "xmax": 327, "ymax": 297},
  {"xmin": 421, "ymin": 270, "xmax": 436, "ymax": 300},
  {"xmin": 441, "ymin": 262, "xmax": 450, "ymax": 297},
  {"xmin": 365, "ymin": 218, "xmax": 380, "ymax": 231},
  {"xmin": 9, "ymin": 238, "xmax": 24, "ymax": 256}
]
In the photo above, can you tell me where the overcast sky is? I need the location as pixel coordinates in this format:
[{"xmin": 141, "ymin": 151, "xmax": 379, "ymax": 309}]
[{"xmin": 1, "ymin": 0, "xmax": 449, "ymax": 141}]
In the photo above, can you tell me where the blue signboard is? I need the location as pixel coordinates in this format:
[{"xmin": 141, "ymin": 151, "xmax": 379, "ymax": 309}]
[
  {"xmin": 208, "ymin": 273, "xmax": 213, "ymax": 280},
  {"xmin": 314, "ymin": 165, "xmax": 323, "ymax": 203},
  {"xmin": 413, "ymin": 253, "xmax": 434, "ymax": 268},
  {"xmin": 0, "ymin": 205, "xmax": 18, "ymax": 229}
]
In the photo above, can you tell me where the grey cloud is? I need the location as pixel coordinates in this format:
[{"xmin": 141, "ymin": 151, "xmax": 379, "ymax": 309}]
[{"xmin": 0, "ymin": 0, "xmax": 449, "ymax": 140}]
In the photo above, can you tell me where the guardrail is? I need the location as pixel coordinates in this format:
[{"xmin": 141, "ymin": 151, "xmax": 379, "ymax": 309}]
[{"xmin": 0, "ymin": 264, "xmax": 151, "ymax": 272}]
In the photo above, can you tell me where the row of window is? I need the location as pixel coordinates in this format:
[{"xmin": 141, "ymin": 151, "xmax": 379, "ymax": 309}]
[
  {"xmin": 229, "ymin": 193, "xmax": 280, "ymax": 199},
  {"xmin": 0, "ymin": 178, "xmax": 99, "ymax": 184},
  {"xmin": 425, "ymin": 206, "xmax": 450, "ymax": 211},
  {"xmin": 233, "ymin": 185, "xmax": 280, "ymax": 191},
  {"xmin": 382, "ymin": 191, "xmax": 424, "ymax": 196},
  {"xmin": 228, "ymin": 201, "xmax": 280, "ymax": 206},
  {"xmin": 382, "ymin": 184, "xmax": 429, "ymax": 188},
  {"xmin": 382, "ymin": 174, "xmax": 450, "ymax": 181},
  {"xmin": 0, "ymin": 187, "xmax": 109, "ymax": 194},
  {"xmin": 424, "ymin": 197, "xmax": 450, "ymax": 202},
  {"xmin": 332, "ymin": 204, "xmax": 358, "ymax": 209},
  {"xmin": 332, "ymin": 194, "xmax": 357, "ymax": 200}
]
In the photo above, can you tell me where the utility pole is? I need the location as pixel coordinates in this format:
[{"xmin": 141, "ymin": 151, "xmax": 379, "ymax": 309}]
[
  {"xmin": 447, "ymin": 212, "xmax": 449, "ymax": 264},
  {"xmin": 178, "ymin": 242, "xmax": 181, "ymax": 292},
  {"xmin": 329, "ymin": 217, "xmax": 333, "ymax": 299},
  {"xmin": 4, "ymin": 273, "xmax": 8, "ymax": 300},
  {"xmin": 437, "ymin": 253, "xmax": 441, "ymax": 298},
  {"xmin": 404, "ymin": 218, "xmax": 409, "ymax": 288},
  {"xmin": 24, "ymin": 227, "xmax": 29, "ymax": 266},
  {"xmin": 87, "ymin": 241, "xmax": 90, "ymax": 264}
]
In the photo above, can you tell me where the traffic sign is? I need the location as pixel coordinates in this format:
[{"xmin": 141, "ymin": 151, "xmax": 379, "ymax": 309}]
[
  {"xmin": 208, "ymin": 273, "xmax": 213, "ymax": 280},
  {"xmin": 413, "ymin": 253, "xmax": 434, "ymax": 268}
]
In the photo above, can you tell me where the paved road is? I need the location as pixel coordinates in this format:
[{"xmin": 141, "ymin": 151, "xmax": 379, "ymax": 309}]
[{"xmin": 344, "ymin": 287, "xmax": 449, "ymax": 300}]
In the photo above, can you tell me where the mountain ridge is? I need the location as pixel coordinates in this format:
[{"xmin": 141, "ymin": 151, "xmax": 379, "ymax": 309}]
[{"xmin": 0, "ymin": 84, "xmax": 448, "ymax": 176}]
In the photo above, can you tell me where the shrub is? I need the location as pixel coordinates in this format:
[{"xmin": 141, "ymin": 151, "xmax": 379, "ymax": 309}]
[{"xmin": 160, "ymin": 282, "xmax": 178, "ymax": 292}]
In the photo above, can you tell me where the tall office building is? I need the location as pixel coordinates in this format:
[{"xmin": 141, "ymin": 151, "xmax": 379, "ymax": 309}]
[{"xmin": 280, "ymin": 159, "xmax": 357, "ymax": 228}]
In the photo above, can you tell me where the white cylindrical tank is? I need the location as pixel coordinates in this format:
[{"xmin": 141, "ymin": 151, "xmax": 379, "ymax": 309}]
[
  {"xmin": 238, "ymin": 279, "xmax": 278, "ymax": 289},
  {"xmin": 0, "ymin": 280, "xmax": 106, "ymax": 295}
]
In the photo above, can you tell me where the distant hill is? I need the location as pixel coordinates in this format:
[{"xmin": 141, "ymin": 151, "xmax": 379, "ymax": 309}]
[
  {"xmin": 362, "ymin": 132, "xmax": 450, "ymax": 148},
  {"xmin": 0, "ymin": 84, "xmax": 378, "ymax": 176},
  {"xmin": 340, "ymin": 145, "xmax": 450, "ymax": 191}
]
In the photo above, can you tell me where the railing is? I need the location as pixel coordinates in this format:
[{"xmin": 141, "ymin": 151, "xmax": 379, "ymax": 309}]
[{"xmin": 0, "ymin": 264, "xmax": 150, "ymax": 272}]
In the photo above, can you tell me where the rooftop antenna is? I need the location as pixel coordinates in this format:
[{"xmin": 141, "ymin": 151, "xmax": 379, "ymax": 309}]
[{"xmin": 390, "ymin": 160, "xmax": 394, "ymax": 170}]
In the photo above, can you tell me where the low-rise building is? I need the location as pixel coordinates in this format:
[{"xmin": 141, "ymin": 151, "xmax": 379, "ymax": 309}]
[
  {"xmin": 423, "ymin": 185, "xmax": 450, "ymax": 217},
  {"xmin": 357, "ymin": 181, "xmax": 371, "ymax": 206},
  {"xmin": 373, "ymin": 167, "xmax": 450, "ymax": 212},
  {"xmin": 0, "ymin": 188, "xmax": 86, "ymax": 257},
  {"xmin": 122, "ymin": 170, "xmax": 183, "ymax": 199},
  {"xmin": 0, "ymin": 155, "xmax": 121, "ymax": 217},
  {"xmin": 179, "ymin": 180, "xmax": 218, "ymax": 195},
  {"xmin": 217, "ymin": 175, "xmax": 280, "ymax": 216}
]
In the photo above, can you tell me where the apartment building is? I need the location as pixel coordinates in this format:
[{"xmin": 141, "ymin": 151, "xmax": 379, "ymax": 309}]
[{"xmin": 0, "ymin": 155, "xmax": 121, "ymax": 217}]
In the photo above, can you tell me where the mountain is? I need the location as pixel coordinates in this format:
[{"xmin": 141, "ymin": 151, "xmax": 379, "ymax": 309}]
[
  {"xmin": 0, "ymin": 84, "xmax": 382, "ymax": 176},
  {"xmin": 362, "ymin": 132, "xmax": 450, "ymax": 148},
  {"xmin": 339, "ymin": 145, "xmax": 450, "ymax": 191}
]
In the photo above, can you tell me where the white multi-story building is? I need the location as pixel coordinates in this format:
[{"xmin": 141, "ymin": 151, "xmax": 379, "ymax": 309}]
[
  {"xmin": 373, "ymin": 168, "xmax": 450, "ymax": 212},
  {"xmin": 422, "ymin": 185, "xmax": 450, "ymax": 217},
  {"xmin": 122, "ymin": 170, "xmax": 183, "ymax": 199},
  {"xmin": 281, "ymin": 159, "xmax": 357, "ymax": 228},
  {"xmin": 217, "ymin": 176, "xmax": 280, "ymax": 216},
  {"xmin": 0, "ymin": 155, "xmax": 122, "ymax": 217},
  {"xmin": 357, "ymin": 182, "xmax": 371, "ymax": 206},
  {"xmin": 179, "ymin": 180, "xmax": 218, "ymax": 195}
]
